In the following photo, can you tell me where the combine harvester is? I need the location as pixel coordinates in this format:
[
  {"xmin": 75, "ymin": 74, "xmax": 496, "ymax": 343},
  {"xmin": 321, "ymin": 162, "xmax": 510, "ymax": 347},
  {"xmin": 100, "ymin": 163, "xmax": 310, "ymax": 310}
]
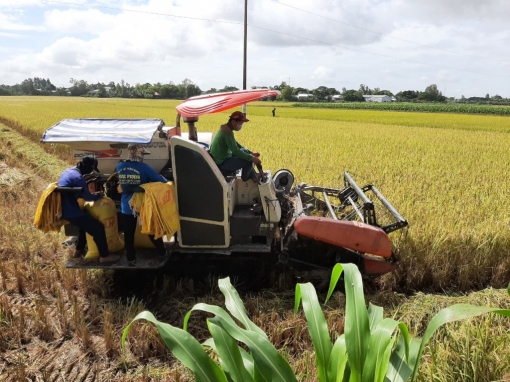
[{"xmin": 41, "ymin": 89, "xmax": 408, "ymax": 280}]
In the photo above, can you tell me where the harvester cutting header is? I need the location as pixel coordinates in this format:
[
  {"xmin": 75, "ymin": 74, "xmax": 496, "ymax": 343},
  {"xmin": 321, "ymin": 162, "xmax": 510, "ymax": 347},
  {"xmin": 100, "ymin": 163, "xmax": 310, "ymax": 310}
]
[{"xmin": 40, "ymin": 89, "xmax": 408, "ymax": 279}]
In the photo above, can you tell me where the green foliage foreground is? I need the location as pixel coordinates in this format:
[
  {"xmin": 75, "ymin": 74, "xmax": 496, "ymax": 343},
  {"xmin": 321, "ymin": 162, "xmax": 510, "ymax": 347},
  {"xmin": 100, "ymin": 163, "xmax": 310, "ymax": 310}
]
[{"xmin": 122, "ymin": 264, "xmax": 510, "ymax": 381}]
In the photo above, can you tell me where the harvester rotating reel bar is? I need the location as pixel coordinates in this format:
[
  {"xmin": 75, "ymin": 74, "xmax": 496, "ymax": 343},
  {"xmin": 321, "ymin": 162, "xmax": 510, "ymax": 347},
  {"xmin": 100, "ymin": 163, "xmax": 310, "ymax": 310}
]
[{"xmin": 283, "ymin": 172, "xmax": 409, "ymax": 279}]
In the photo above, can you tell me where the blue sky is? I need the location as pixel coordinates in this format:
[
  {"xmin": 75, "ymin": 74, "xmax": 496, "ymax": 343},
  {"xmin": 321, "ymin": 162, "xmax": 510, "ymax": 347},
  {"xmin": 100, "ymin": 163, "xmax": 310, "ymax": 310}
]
[{"xmin": 1, "ymin": 0, "xmax": 509, "ymax": 98}]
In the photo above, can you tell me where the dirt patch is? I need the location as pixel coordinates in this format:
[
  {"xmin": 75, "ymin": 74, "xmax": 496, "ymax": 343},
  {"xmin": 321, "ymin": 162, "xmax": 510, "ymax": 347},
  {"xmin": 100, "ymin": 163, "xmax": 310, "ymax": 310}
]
[{"xmin": 0, "ymin": 166, "xmax": 27, "ymax": 186}]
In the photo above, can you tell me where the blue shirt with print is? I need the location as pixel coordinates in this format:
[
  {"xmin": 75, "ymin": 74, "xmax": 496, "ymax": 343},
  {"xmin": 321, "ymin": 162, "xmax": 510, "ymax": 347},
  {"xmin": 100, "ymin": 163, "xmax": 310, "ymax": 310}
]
[
  {"xmin": 116, "ymin": 160, "xmax": 167, "ymax": 214},
  {"xmin": 58, "ymin": 167, "xmax": 101, "ymax": 219}
]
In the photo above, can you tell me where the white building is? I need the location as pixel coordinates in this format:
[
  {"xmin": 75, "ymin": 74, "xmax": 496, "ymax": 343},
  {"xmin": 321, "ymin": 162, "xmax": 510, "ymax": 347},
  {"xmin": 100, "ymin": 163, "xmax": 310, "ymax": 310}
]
[
  {"xmin": 363, "ymin": 95, "xmax": 392, "ymax": 102},
  {"xmin": 296, "ymin": 93, "xmax": 314, "ymax": 100},
  {"xmin": 331, "ymin": 95, "xmax": 342, "ymax": 101}
]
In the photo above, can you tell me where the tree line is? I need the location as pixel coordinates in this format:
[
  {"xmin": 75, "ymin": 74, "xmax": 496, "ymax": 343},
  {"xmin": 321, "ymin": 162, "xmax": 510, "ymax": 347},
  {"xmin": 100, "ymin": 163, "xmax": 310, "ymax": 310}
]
[{"xmin": 1, "ymin": 77, "xmax": 509, "ymax": 105}]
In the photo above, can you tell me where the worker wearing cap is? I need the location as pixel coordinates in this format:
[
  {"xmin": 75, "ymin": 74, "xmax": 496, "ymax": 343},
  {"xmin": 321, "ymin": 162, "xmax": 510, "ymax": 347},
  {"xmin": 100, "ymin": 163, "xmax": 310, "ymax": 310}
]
[
  {"xmin": 58, "ymin": 156, "xmax": 120, "ymax": 263},
  {"xmin": 116, "ymin": 144, "xmax": 168, "ymax": 265},
  {"xmin": 209, "ymin": 111, "xmax": 261, "ymax": 182}
]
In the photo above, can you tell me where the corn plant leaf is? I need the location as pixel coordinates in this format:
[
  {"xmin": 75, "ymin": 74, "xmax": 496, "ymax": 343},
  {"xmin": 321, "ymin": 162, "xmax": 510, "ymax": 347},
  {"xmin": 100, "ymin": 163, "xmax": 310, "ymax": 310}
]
[
  {"xmin": 326, "ymin": 263, "xmax": 369, "ymax": 382},
  {"xmin": 219, "ymin": 277, "xmax": 267, "ymax": 338},
  {"xmin": 410, "ymin": 304, "xmax": 510, "ymax": 381},
  {"xmin": 327, "ymin": 334, "xmax": 348, "ymax": 382},
  {"xmin": 325, "ymin": 264, "xmax": 344, "ymax": 304},
  {"xmin": 343, "ymin": 363, "xmax": 351, "ymax": 382},
  {"xmin": 208, "ymin": 319, "xmax": 255, "ymax": 382},
  {"xmin": 237, "ymin": 347, "xmax": 260, "ymax": 381},
  {"xmin": 237, "ymin": 349, "xmax": 267, "ymax": 382},
  {"xmin": 380, "ymin": 336, "xmax": 397, "ymax": 382},
  {"xmin": 362, "ymin": 318, "xmax": 400, "ymax": 382},
  {"xmin": 185, "ymin": 303, "xmax": 298, "ymax": 382},
  {"xmin": 209, "ymin": 339, "xmax": 263, "ymax": 382},
  {"xmin": 203, "ymin": 337, "xmax": 234, "ymax": 381},
  {"xmin": 122, "ymin": 311, "xmax": 227, "ymax": 382},
  {"xmin": 368, "ymin": 303, "xmax": 384, "ymax": 331},
  {"xmin": 375, "ymin": 322, "xmax": 410, "ymax": 382},
  {"xmin": 295, "ymin": 282, "xmax": 332, "ymax": 382},
  {"xmin": 385, "ymin": 337, "xmax": 415, "ymax": 382}
]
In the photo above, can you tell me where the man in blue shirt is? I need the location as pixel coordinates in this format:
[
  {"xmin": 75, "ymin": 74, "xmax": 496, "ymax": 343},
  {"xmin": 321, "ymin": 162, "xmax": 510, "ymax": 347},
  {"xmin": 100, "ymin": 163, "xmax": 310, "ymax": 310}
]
[
  {"xmin": 58, "ymin": 156, "xmax": 120, "ymax": 263},
  {"xmin": 116, "ymin": 144, "xmax": 168, "ymax": 265}
]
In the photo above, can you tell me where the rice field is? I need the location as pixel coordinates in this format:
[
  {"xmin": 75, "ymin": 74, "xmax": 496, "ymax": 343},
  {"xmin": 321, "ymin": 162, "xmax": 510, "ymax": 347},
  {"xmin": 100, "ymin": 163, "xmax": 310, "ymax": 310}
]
[
  {"xmin": 1, "ymin": 96, "xmax": 510, "ymax": 291},
  {"xmin": 1, "ymin": 96, "xmax": 510, "ymax": 380}
]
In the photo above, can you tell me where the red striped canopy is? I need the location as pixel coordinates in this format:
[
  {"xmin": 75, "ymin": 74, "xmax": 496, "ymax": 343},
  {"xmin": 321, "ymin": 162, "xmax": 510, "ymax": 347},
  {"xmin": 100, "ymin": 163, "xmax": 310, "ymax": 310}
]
[{"xmin": 176, "ymin": 89, "xmax": 280, "ymax": 117}]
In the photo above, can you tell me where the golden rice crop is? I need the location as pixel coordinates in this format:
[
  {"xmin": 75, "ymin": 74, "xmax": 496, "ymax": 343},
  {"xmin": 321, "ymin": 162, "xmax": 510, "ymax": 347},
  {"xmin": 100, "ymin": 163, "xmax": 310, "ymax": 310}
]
[
  {"xmin": 1, "ymin": 113, "xmax": 510, "ymax": 381},
  {"xmin": 1, "ymin": 96, "xmax": 510, "ymax": 291}
]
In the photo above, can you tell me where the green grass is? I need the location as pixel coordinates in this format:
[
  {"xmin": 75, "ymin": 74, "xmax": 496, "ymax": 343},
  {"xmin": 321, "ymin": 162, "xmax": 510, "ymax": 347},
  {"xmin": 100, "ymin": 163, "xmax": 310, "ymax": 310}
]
[{"xmin": 295, "ymin": 101, "xmax": 510, "ymax": 116}]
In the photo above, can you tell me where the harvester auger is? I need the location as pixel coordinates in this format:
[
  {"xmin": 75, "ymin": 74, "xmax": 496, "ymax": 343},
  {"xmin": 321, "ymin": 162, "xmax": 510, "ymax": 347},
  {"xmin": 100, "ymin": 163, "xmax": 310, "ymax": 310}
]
[{"xmin": 41, "ymin": 89, "xmax": 408, "ymax": 280}]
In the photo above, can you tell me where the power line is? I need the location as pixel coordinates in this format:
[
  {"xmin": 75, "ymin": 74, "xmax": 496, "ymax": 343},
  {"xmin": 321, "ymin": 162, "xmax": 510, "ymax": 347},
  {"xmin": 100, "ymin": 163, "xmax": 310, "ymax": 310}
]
[
  {"xmin": 272, "ymin": 0, "xmax": 510, "ymax": 65},
  {"xmin": 38, "ymin": 0, "xmax": 510, "ymax": 78},
  {"xmin": 39, "ymin": 0, "xmax": 241, "ymax": 25}
]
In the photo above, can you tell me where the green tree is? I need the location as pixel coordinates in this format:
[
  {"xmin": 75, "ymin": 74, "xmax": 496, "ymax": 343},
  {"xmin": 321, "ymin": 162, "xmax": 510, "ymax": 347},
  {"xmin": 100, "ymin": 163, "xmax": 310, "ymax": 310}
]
[
  {"xmin": 419, "ymin": 84, "xmax": 446, "ymax": 102},
  {"xmin": 160, "ymin": 84, "xmax": 181, "ymax": 98},
  {"xmin": 343, "ymin": 89, "xmax": 365, "ymax": 102},
  {"xmin": 178, "ymin": 78, "xmax": 201, "ymax": 99},
  {"xmin": 69, "ymin": 78, "xmax": 89, "ymax": 96},
  {"xmin": 373, "ymin": 89, "xmax": 393, "ymax": 96},
  {"xmin": 20, "ymin": 78, "xmax": 36, "ymax": 95},
  {"xmin": 313, "ymin": 86, "xmax": 331, "ymax": 101},
  {"xmin": 294, "ymin": 87, "xmax": 310, "ymax": 95},
  {"xmin": 219, "ymin": 85, "xmax": 239, "ymax": 92},
  {"xmin": 359, "ymin": 84, "xmax": 371, "ymax": 95},
  {"xmin": 97, "ymin": 84, "xmax": 107, "ymax": 98},
  {"xmin": 395, "ymin": 90, "xmax": 419, "ymax": 102},
  {"xmin": 281, "ymin": 85, "xmax": 295, "ymax": 101}
]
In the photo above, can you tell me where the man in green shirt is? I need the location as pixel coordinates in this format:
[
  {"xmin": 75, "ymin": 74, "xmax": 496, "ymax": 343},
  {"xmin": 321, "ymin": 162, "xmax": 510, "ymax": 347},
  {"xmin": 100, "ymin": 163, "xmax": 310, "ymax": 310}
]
[{"xmin": 209, "ymin": 111, "xmax": 261, "ymax": 182}]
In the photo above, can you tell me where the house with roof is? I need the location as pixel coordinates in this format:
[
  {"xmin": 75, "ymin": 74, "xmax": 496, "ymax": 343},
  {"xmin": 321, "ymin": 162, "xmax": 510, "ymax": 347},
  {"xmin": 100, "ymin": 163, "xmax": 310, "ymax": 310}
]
[
  {"xmin": 363, "ymin": 95, "xmax": 392, "ymax": 103},
  {"xmin": 296, "ymin": 93, "xmax": 314, "ymax": 100}
]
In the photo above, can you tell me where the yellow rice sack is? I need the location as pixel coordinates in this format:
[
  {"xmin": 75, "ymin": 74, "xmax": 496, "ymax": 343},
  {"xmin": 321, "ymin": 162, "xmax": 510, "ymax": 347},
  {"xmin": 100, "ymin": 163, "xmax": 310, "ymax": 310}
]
[
  {"xmin": 33, "ymin": 182, "xmax": 68, "ymax": 233},
  {"xmin": 129, "ymin": 182, "xmax": 180, "ymax": 240},
  {"xmin": 83, "ymin": 197, "xmax": 124, "ymax": 260}
]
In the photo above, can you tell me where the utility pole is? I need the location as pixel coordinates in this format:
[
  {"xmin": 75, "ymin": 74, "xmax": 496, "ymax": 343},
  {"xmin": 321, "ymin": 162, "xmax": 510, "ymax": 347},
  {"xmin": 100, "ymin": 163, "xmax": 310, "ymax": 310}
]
[{"xmin": 242, "ymin": 0, "xmax": 247, "ymax": 115}]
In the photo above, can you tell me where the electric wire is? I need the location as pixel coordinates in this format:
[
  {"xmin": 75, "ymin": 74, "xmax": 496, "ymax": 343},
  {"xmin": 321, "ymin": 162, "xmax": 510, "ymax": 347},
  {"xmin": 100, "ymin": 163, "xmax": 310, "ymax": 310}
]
[
  {"xmin": 272, "ymin": 0, "xmax": 510, "ymax": 65},
  {"xmin": 37, "ymin": 0, "xmax": 510, "ymax": 79},
  {"xmin": 39, "ymin": 0, "xmax": 242, "ymax": 25}
]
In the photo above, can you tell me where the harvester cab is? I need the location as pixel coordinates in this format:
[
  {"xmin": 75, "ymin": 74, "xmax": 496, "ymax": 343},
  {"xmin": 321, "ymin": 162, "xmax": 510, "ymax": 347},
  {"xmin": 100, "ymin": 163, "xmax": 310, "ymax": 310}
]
[{"xmin": 41, "ymin": 89, "xmax": 408, "ymax": 279}]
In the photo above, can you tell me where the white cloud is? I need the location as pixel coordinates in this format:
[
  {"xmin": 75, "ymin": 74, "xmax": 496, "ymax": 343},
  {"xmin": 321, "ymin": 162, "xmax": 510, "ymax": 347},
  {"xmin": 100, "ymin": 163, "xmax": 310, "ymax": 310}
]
[
  {"xmin": 311, "ymin": 66, "xmax": 335, "ymax": 81},
  {"xmin": 0, "ymin": 0, "xmax": 509, "ymax": 97},
  {"xmin": 0, "ymin": 12, "xmax": 43, "ymax": 31},
  {"xmin": 43, "ymin": 8, "xmax": 116, "ymax": 34}
]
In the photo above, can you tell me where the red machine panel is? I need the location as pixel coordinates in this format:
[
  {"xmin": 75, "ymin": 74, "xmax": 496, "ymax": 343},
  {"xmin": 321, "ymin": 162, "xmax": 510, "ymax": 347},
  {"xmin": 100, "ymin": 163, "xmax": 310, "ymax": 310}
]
[{"xmin": 294, "ymin": 216, "xmax": 392, "ymax": 258}]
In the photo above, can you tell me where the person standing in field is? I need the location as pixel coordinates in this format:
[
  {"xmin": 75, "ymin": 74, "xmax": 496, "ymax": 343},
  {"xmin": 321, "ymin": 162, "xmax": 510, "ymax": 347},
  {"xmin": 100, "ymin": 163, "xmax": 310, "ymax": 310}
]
[
  {"xmin": 116, "ymin": 144, "xmax": 168, "ymax": 266},
  {"xmin": 272, "ymin": 107, "xmax": 276, "ymax": 117},
  {"xmin": 58, "ymin": 156, "xmax": 120, "ymax": 263},
  {"xmin": 209, "ymin": 111, "xmax": 261, "ymax": 182}
]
